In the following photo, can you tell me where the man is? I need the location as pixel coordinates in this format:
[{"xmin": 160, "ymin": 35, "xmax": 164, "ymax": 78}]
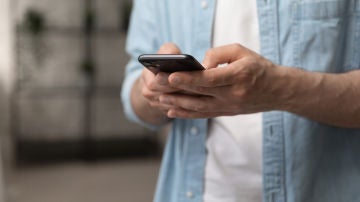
[{"xmin": 121, "ymin": 0, "xmax": 360, "ymax": 202}]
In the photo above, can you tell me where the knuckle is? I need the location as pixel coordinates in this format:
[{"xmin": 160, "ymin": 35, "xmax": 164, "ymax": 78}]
[
  {"xmin": 230, "ymin": 84, "xmax": 244, "ymax": 97},
  {"xmin": 141, "ymin": 88, "xmax": 152, "ymax": 99},
  {"xmin": 147, "ymin": 81, "xmax": 157, "ymax": 91},
  {"xmin": 193, "ymin": 103, "xmax": 206, "ymax": 112},
  {"xmin": 205, "ymin": 49, "xmax": 216, "ymax": 59},
  {"xmin": 243, "ymin": 56, "xmax": 257, "ymax": 66},
  {"xmin": 232, "ymin": 43, "xmax": 242, "ymax": 52},
  {"xmin": 234, "ymin": 89, "xmax": 250, "ymax": 102}
]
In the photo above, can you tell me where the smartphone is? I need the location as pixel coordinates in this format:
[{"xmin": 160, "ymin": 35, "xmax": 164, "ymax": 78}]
[{"xmin": 138, "ymin": 54, "xmax": 205, "ymax": 74}]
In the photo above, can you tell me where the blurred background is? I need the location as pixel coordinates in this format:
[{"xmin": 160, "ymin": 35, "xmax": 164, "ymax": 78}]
[{"xmin": 0, "ymin": 0, "xmax": 166, "ymax": 201}]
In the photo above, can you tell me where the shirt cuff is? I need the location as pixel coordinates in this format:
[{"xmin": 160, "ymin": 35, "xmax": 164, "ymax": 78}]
[{"xmin": 121, "ymin": 69, "xmax": 162, "ymax": 131}]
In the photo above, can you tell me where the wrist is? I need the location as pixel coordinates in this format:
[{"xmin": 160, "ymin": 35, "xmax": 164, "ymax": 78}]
[
  {"xmin": 269, "ymin": 65, "xmax": 306, "ymax": 111},
  {"xmin": 271, "ymin": 66, "xmax": 325, "ymax": 113}
]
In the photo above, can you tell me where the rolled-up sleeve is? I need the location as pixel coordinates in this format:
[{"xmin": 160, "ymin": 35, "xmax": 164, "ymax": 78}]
[{"xmin": 121, "ymin": 0, "xmax": 162, "ymax": 130}]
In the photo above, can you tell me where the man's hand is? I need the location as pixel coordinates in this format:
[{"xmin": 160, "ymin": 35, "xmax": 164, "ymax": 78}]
[
  {"xmin": 157, "ymin": 43, "xmax": 360, "ymax": 128},
  {"xmin": 131, "ymin": 43, "xmax": 182, "ymax": 125},
  {"xmin": 158, "ymin": 44, "xmax": 285, "ymax": 119}
]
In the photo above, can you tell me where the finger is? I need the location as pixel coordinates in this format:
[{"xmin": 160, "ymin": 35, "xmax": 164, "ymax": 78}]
[
  {"xmin": 154, "ymin": 72, "xmax": 171, "ymax": 86},
  {"xmin": 153, "ymin": 72, "xmax": 179, "ymax": 93},
  {"xmin": 142, "ymin": 67, "xmax": 156, "ymax": 85},
  {"xmin": 142, "ymin": 88, "xmax": 176, "ymax": 111},
  {"xmin": 159, "ymin": 94, "xmax": 218, "ymax": 113},
  {"xmin": 169, "ymin": 56, "xmax": 259, "ymax": 91},
  {"xmin": 168, "ymin": 66, "xmax": 235, "ymax": 89},
  {"xmin": 167, "ymin": 108, "xmax": 236, "ymax": 119},
  {"xmin": 167, "ymin": 83, "xmax": 231, "ymax": 97},
  {"xmin": 149, "ymin": 101, "xmax": 174, "ymax": 112},
  {"xmin": 157, "ymin": 43, "xmax": 181, "ymax": 54},
  {"xmin": 144, "ymin": 72, "xmax": 179, "ymax": 93},
  {"xmin": 202, "ymin": 43, "xmax": 252, "ymax": 69}
]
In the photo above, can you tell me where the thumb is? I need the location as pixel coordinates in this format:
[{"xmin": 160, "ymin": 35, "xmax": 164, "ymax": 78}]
[
  {"xmin": 202, "ymin": 43, "xmax": 250, "ymax": 69},
  {"xmin": 157, "ymin": 43, "xmax": 181, "ymax": 54}
]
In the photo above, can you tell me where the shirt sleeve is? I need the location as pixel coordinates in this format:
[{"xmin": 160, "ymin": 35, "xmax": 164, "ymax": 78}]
[{"xmin": 121, "ymin": 0, "xmax": 162, "ymax": 130}]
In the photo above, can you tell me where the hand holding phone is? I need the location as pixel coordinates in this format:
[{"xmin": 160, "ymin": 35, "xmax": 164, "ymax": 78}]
[{"xmin": 138, "ymin": 54, "xmax": 205, "ymax": 74}]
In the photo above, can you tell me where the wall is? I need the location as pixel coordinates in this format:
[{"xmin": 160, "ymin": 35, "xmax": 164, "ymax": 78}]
[
  {"xmin": 11, "ymin": 0, "xmax": 157, "ymax": 163},
  {"xmin": 14, "ymin": 0, "xmax": 149, "ymax": 142},
  {"xmin": 0, "ymin": 0, "xmax": 13, "ymax": 200}
]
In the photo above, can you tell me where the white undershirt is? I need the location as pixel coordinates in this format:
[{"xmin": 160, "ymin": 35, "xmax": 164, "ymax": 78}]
[{"xmin": 203, "ymin": 1, "xmax": 263, "ymax": 202}]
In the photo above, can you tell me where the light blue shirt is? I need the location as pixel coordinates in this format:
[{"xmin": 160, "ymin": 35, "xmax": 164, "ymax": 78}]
[{"xmin": 121, "ymin": 0, "xmax": 360, "ymax": 202}]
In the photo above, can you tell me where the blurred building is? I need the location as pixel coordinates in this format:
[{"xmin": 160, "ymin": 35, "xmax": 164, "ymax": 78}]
[
  {"xmin": 0, "ymin": 0, "xmax": 13, "ymax": 200},
  {"xmin": 1, "ymin": 0, "xmax": 161, "ymax": 173},
  {"xmin": 0, "ymin": 0, "xmax": 166, "ymax": 201}
]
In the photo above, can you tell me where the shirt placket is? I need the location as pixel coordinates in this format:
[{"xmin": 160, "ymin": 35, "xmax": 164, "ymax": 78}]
[{"xmin": 257, "ymin": 0, "xmax": 287, "ymax": 201}]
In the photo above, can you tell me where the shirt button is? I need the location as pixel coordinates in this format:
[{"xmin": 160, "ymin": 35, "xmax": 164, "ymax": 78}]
[
  {"xmin": 186, "ymin": 191, "xmax": 194, "ymax": 198},
  {"xmin": 190, "ymin": 126, "xmax": 199, "ymax": 135},
  {"xmin": 201, "ymin": 0, "xmax": 208, "ymax": 9}
]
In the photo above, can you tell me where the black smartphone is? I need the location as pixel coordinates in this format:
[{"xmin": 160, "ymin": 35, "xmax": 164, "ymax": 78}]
[{"xmin": 138, "ymin": 54, "xmax": 205, "ymax": 74}]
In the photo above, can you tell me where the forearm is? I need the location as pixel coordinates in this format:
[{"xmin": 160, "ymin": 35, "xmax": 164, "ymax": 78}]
[
  {"xmin": 131, "ymin": 78, "xmax": 171, "ymax": 126},
  {"xmin": 276, "ymin": 67, "xmax": 360, "ymax": 128}
]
